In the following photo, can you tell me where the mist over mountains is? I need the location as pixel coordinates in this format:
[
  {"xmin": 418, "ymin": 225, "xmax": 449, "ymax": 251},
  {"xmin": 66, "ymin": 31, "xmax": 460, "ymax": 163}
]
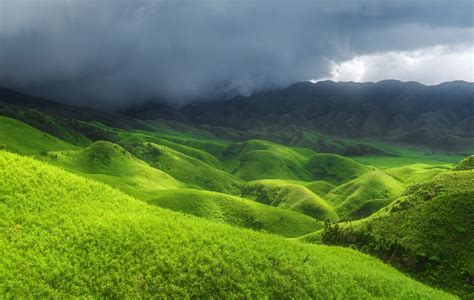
[
  {"xmin": 126, "ymin": 80, "xmax": 474, "ymax": 151},
  {"xmin": 1, "ymin": 80, "xmax": 473, "ymax": 152}
]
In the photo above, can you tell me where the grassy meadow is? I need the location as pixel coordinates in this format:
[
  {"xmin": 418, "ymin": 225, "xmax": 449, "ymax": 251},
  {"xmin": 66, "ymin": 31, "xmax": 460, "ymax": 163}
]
[{"xmin": 0, "ymin": 114, "xmax": 472, "ymax": 298}]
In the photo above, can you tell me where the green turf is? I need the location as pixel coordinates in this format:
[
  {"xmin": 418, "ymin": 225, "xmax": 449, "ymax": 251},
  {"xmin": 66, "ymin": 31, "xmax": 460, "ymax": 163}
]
[
  {"xmin": 320, "ymin": 165, "xmax": 474, "ymax": 298},
  {"xmin": 0, "ymin": 116, "xmax": 79, "ymax": 154},
  {"xmin": 151, "ymin": 189, "xmax": 322, "ymax": 237},
  {"xmin": 222, "ymin": 140, "xmax": 314, "ymax": 181},
  {"xmin": 122, "ymin": 142, "xmax": 243, "ymax": 195},
  {"xmin": 42, "ymin": 141, "xmax": 183, "ymax": 200},
  {"xmin": 242, "ymin": 180, "xmax": 338, "ymax": 221},
  {"xmin": 0, "ymin": 151, "xmax": 454, "ymax": 298},
  {"xmin": 325, "ymin": 170, "xmax": 404, "ymax": 218},
  {"xmin": 304, "ymin": 153, "xmax": 371, "ymax": 183},
  {"xmin": 453, "ymin": 155, "xmax": 474, "ymax": 171}
]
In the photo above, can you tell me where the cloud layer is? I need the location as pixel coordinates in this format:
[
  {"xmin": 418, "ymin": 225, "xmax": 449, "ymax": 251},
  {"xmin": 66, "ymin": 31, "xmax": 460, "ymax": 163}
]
[{"xmin": 0, "ymin": 0, "xmax": 473, "ymax": 108}]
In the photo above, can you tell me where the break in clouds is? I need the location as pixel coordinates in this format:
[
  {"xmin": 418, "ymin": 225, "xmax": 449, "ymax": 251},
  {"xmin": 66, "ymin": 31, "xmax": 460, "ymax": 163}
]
[{"xmin": 0, "ymin": 0, "xmax": 473, "ymax": 108}]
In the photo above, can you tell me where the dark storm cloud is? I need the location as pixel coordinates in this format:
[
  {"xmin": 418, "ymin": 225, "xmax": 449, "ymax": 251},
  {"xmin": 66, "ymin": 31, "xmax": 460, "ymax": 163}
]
[{"xmin": 0, "ymin": 0, "xmax": 472, "ymax": 108}]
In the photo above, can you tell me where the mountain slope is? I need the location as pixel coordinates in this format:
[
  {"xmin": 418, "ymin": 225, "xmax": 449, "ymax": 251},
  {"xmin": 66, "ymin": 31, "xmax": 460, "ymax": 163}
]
[
  {"xmin": 43, "ymin": 141, "xmax": 183, "ymax": 200},
  {"xmin": 151, "ymin": 189, "xmax": 322, "ymax": 237},
  {"xmin": 0, "ymin": 116, "xmax": 79, "ymax": 154},
  {"xmin": 242, "ymin": 180, "xmax": 338, "ymax": 221},
  {"xmin": 320, "ymin": 166, "xmax": 474, "ymax": 298},
  {"xmin": 0, "ymin": 151, "xmax": 454, "ymax": 298},
  {"xmin": 176, "ymin": 81, "xmax": 474, "ymax": 152}
]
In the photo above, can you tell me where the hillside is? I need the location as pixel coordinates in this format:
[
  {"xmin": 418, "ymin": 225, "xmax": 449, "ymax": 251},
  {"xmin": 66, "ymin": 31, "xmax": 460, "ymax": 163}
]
[
  {"xmin": 222, "ymin": 140, "xmax": 313, "ymax": 181},
  {"xmin": 242, "ymin": 180, "xmax": 338, "ymax": 221},
  {"xmin": 121, "ymin": 141, "xmax": 243, "ymax": 195},
  {"xmin": 320, "ymin": 164, "xmax": 474, "ymax": 298},
  {"xmin": 304, "ymin": 153, "xmax": 370, "ymax": 183},
  {"xmin": 43, "ymin": 141, "xmax": 183, "ymax": 200},
  {"xmin": 151, "ymin": 189, "xmax": 322, "ymax": 237},
  {"xmin": 0, "ymin": 151, "xmax": 454, "ymax": 298},
  {"xmin": 0, "ymin": 116, "xmax": 79, "ymax": 154},
  {"xmin": 173, "ymin": 81, "xmax": 474, "ymax": 152}
]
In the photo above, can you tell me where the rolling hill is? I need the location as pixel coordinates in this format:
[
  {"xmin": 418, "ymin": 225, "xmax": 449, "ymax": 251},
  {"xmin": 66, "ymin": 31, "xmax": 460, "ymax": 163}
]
[
  {"xmin": 320, "ymin": 161, "xmax": 474, "ymax": 298},
  {"xmin": 0, "ymin": 150, "xmax": 454, "ymax": 298}
]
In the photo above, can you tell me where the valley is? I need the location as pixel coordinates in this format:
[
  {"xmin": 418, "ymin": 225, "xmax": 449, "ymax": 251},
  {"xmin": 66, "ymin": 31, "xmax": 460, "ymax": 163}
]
[{"xmin": 0, "ymin": 82, "xmax": 472, "ymax": 298}]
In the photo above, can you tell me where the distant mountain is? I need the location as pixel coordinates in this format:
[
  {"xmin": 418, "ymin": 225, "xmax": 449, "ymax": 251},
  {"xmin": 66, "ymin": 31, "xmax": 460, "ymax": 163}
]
[
  {"xmin": 2, "ymin": 80, "xmax": 474, "ymax": 152},
  {"xmin": 165, "ymin": 80, "xmax": 473, "ymax": 151}
]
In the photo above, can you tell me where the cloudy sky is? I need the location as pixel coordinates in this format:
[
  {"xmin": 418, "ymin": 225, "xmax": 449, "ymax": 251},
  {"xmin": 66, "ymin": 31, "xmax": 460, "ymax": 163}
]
[{"xmin": 0, "ymin": 0, "xmax": 473, "ymax": 108}]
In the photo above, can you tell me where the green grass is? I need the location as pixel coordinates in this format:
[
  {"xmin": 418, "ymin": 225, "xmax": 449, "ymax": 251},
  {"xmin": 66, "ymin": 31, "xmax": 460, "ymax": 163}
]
[
  {"xmin": 0, "ymin": 116, "xmax": 79, "ymax": 154},
  {"xmin": 222, "ymin": 140, "xmax": 314, "ymax": 181},
  {"xmin": 384, "ymin": 163, "xmax": 451, "ymax": 185},
  {"xmin": 352, "ymin": 146, "xmax": 465, "ymax": 169},
  {"xmin": 326, "ymin": 170, "xmax": 404, "ymax": 219},
  {"xmin": 42, "ymin": 141, "xmax": 183, "ymax": 200},
  {"xmin": 118, "ymin": 131, "xmax": 223, "ymax": 168},
  {"xmin": 321, "ymin": 167, "xmax": 474, "ymax": 298},
  {"xmin": 242, "ymin": 180, "xmax": 338, "ymax": 221},
  {"xmin": 123, "ymin": 142, "xmax": 243, "ymax": 195},
  {"xmin": 304, "ymin": 153, "xmax": 370, "ymax": 183},
  {"xmin": 453, "ymin": 155, "xmax": 474, "ymax": 171},
  {"xmin": 151, "ymin": 189, "xmax": 322, "ymax": 237},
  {"xmin": 0, "ymin": 150, "xmax": 454, "ymax": 298}
]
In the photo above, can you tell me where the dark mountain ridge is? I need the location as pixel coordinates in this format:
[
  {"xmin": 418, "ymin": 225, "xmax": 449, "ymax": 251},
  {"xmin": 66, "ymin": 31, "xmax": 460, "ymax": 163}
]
[{"xmin": 1, "ymin": 80, "xmax": 473, "ymax": 152}]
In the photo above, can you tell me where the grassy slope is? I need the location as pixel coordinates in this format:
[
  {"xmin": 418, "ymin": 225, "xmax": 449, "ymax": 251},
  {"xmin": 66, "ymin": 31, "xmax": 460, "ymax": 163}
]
[
  {"xmin": 453, "ymin": 155, "xmax": 474, "ymax": 171},
  {"xmin": 384, "ymin": 163, "xmax": 451, "ymax": 185},
  {"xmin": 222, "ymin": 140, "xmax": 314, "ymax": 181},
  {"xmin": 124, "ymin": 142, "xmax": 243, "ymax": 195},
  {"xmin": 326, "ymin": 170, "xmax": 404, "ymax": 219},
  {"xmin": 151, "ymin": 189, "xmax": 322, "ymax": 237},
  {"xmin": 118, "ymin": 130, "xmax": 223, "ymax": 168},
  {"xmin": 0, "ymin": 151, "xmax": 453, "ymax": 298},
  {"xmin": 242, "ymin": 180, "xmax": 338, "ymax": 221},
  {"xmin": 321, "ymin": 169, "xmax": 474, "ymax": 298},
  {"xmin": 0, "ymin": 116, "xmax": 79, "ymax": 154},
  {"xmin": 304, "ymin": 153, "xmax": 370, "ymax": 183},
  {"xmin": 43, "ymin": 141, "xmax": 183, "ymax": 201}
]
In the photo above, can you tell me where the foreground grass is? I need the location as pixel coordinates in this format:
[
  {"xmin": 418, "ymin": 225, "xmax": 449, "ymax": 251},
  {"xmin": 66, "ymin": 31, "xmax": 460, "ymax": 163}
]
[{"xmin": 0, "ymin": 151, "xmax": 453, "ymax": 298}]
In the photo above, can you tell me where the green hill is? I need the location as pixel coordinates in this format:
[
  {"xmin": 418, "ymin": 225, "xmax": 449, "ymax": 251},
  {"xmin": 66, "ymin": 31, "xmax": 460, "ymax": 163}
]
[
  {"xmin": 43, "ymin": 141, "xmax": 182, "ymax": 200},
  {"xmin": 242, "ymin": 180, "xmax": 338, "ymax": 221},
  {"xmin": 151, "ymin": 189, "xmax": 322, "ymax": 237},
  {"xmin": 304, "ymin": 153, "xmax": 370, "ymax": 183},
  {"xmin": 223, "ymin": 140, "xmax": 313, "ymax": 181},
  {"xmin": 118, "ymin": 130, "xmax": 223, "ymax": 168},
  {"xmin": 0, "ymin": 116, "xmax": 79, "ymax": 154},
  {"xmin": 122, "ymin": 142, "xmax": 243, "ymax": 195},
  {"xmin": 325, "ymin": 170, "xmax": 404, "ymax": 219},
  {"xmin": 321, "ymin": 167, "xmax": 474, "ymax": 298},
  {"xmin": 0, "ymin": 150, "xmax": 454, "ymax": 298},
  {"xmin": 384, "ymin": 163, "xmax": 450, "ymax": 185},
  {"xmin": 453, "ymin": 155, "xmax": 474, "ymax": 171}
]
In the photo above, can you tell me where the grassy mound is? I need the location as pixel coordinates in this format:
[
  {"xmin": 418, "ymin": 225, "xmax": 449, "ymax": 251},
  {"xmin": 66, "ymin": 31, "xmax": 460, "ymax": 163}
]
[
  {"xmin": 223, "ymin": 140, "xmax": 313, "ymax": 181},
  {"xmin": 0, "ymin": 151, "xmax": 453, "ymax": 298},
  {"xmin": 118, "ymin": 130, "xmax": 223, "ymax": 168},
  {"xmin": 453, "ymin": 155, "xmax": 474, "ymax": 171},
  {"xmin": 340, "ymin": 199, "xmax": 392, "ymax": 221},
  {"xmin": 0, "ymin": 116, "xmax": 79, "ymax": 154},
  {"xmin": 304, "ymin": 153, "xmax": 370, "ymax": 183},
  {"xmin": 151, "ymin": 189, "xmax": 322, "ymax": 237},
  {"xmin": 326, "ymin": 170, "xmax": 404, "ymax": 219},
  {"xmin": 321, "ymin": 168, "xmax": 474, "ymax": 298},
  {"xmin": 44, "ymin": 141, "xmax": 182, "ymax": 200},
  {"xmin": 242, "ymin": 180, "xmax": 338, "ymax": 221},
  {"xmin": 385, "ymin": 163, "xmax": 450, "ymax": 185},
  {"xmin": 123, "ymin": 142, "xmax": 243, "ymax": 195},
  {"xmin": 305, "ymin": 180, "xmax": 336, "ymax": 196}
]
